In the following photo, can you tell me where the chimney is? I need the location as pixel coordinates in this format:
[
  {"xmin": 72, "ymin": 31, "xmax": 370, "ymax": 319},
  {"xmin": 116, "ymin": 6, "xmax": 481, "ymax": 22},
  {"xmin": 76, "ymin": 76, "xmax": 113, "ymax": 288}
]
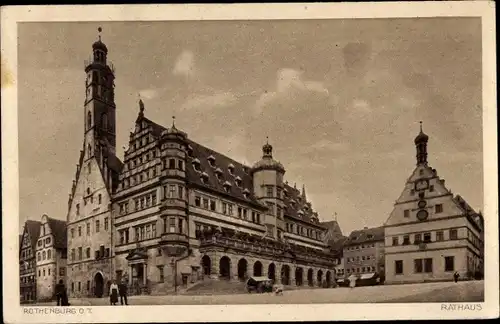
[{"xmin": 363, "ymin": 226, "xmax": 368, "ymax": 230}]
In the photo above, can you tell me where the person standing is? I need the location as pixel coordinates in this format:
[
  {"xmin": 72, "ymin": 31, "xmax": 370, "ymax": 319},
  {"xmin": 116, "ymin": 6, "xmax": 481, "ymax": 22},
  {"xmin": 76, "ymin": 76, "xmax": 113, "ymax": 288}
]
[
  {"xmin": 119, "ymin": 279, "xmax": 128, "ymax": 305},
  {"xmin": 109, "ymin": 280, "xmax": 119, "ymax": 305},
  {"xmin": 453, "ymin": 271, "xmax": 460, "ymax": 283},
  {"xmin": 55, "ymin": 279, "xmax": 70, "ymax": 306}
]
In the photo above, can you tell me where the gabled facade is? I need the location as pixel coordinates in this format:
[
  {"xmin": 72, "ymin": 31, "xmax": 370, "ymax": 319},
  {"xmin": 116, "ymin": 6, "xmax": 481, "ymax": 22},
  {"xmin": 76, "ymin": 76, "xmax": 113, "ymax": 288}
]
[
  {"xmin": 66, "ymin": 30, "xmax": 123, "ymax": 298},
  {"xmin": 19, "ymin": 220, "xmax": 41, "ymax": 302},
  {"xmin": 384, "ymin": 123, "xmax": 484, "ymax": 284},
  {"xmin": 35, "ymin": 215, "xmax": 67, "ymax": 301}
]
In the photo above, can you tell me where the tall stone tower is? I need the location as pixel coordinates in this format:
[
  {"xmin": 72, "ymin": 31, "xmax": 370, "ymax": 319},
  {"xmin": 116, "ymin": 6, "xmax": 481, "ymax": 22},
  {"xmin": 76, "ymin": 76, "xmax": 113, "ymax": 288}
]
[
  {"xmin": 250, "ymin": 139, "xmax": 286, "ymax": 240},
  {"xmin": 66, "ymin": 28, "xmax": 120, "ymax": 299}
]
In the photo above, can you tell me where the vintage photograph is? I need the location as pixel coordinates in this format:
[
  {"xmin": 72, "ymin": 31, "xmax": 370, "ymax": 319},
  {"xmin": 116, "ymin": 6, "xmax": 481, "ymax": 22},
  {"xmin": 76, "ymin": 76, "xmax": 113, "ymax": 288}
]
[{"xmin": 2, "ymin": 2, "xmax": 498, "ymax": 322}]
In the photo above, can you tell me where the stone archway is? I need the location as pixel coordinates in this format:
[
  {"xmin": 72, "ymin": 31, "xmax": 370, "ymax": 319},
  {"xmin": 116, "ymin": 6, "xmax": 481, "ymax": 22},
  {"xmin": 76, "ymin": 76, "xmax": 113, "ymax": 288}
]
[
  {"xmin": 201, "ymin": 255, "xmax": 211, "ymax": 276},
  {"xmin": 268, "ymin": 263, "xmax": 276, "ymax": 281},
  {"xmin": 93, "ymin": 272, "xmax": 104, "ymax": 298},
  {"xmin": 326, "ymin": 271, "xmax": 332, "ymax": 288},
  {"xmin": 317, "ymin": 270, "xmax": 323, "ymax": 287},
  {"xmin": 281, "ymin": 264, "xmax": 291, "ymax": 285},
  {"xmin": 219, "ymin": 256, "xmax": 231, "ymax": 279},
  {"xmin": 307, "ymin": 268, "xmax": 314, "ymax": 286},
  {"xmin": 237, "ymin": 258, "xmax": 248, "ymax": 281},
  {"xmin": 295, "ymin": 267, "xmax": 304, "ymax": 286},
  {"xmin": 253, "ymin": 261, "xmax": 263, "ymax": 277}
]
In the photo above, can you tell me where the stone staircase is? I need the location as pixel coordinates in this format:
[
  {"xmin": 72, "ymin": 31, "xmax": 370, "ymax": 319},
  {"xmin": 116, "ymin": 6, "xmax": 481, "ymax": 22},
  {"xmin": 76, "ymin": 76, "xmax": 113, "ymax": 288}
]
[{"xmin": 183, "ymin": 279, "xmax": 248, "ymax": 296}]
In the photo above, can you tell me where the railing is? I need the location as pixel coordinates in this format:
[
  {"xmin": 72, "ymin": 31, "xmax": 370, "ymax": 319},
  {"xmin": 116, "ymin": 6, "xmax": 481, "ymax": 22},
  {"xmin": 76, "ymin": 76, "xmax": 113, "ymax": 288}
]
[
  {"xmin": 160, "ymin": 233, "xmax": 189, "ymax": 245},
  {"xmin": 200, "ymin": 235, "xmax": 335, "ymax": 266}
]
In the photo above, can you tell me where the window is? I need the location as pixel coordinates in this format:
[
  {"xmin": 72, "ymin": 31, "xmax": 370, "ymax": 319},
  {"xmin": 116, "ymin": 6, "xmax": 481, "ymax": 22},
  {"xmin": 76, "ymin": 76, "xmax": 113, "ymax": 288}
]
[
  {"xmin": 178, "ymin": 219, "xmax": 183, "ymax": 234},
  {"xmin": 42, "ymin": 251, "xmax": 46, "ymax": 260},
  {"xmin": 78, "ymin": 226, "xmax": 82, "ymax": 237},
  {"xmin": 404, "ymin": 209, "xmax": 410, "ymax": 218},
  {"xmin": 238, "ymin": 207, "xmax": 242, "ymax": 218},
  {"xmin": 203, "ymin": 198, "xmax": 209, "ymax": 209},
  {"xmin": 436, "ymin": 231, "xmax": 444, "ymax": 241},
  {"xmin": 169, "ymin": 218, "xmax": 176, "ymax": 233},
  {"xmin": 429, "ymin": 185, "xmax": 434, "ymax": 192},
  {"xmin": 414, "ymin": 259, "xmax": 423, "ymax": 273},
  {"xmin": 444, "ymin": 256, "xmax": 455, "ymax": 272},
  {"xmin": 59, "ymin": 267, "xmax": 65, "ymax": 276},
  {"xmin": 104, "ymin": 217, "xmax": 109, "ymax": 231},
  {"xmin": 449, "ymin": 229, "xmax": 458, "ymax": 240},
  {"xmin": 78, "ymin": 282, "xmax": 81, "ymax": 291},
  {"xmin": 210, "ymin": 200, "xmax": 216, "ymax": 211},
  {"xmin": 95, "ymin": 220, "xmax": 100, "ymax": 233},
  {"xmin": 47, "ymin": 249, "xmax": 52, "ymax": 260},
  {"xmin": 76, "ymin": 204, "xmax": 80, "ymax": 215},
  {"xmin": 276, "ymin": 187, "xmax": 282, "ymax": 199},
  {"xmin": 86, "ymin": 247, "xmax": 90, "ymax": 258},
  {"xmin": 71, "ymin": 249, "xmax": 75, "ymax": 261},
  {"xmin": 71, "ymin": 282, "xmax": 74, "ymax": 292},
  {"xmin": 178, "ymin": 160, "xmax": 184, "ymax": 170},
  {"xmin": 43, "ymin": 269, "xmax": 45, "ymax": 276},
  {"xmin": 403, "ymin": 235, "xmax": 410, "ymax": 245},
  {"xmin": 158, "ymin": 265, "xmax": 165, "ymax": 282},
  {"xmin": 38, "ymin": 269, "xmax": 41, "ymax": 277},
  {"xmin": 419, "ymin": 169, "xmax": 424, "ymax": 175},
  {"xmin": 78, "ymin": 247, "xmax": 82, "ymax": 260},
  {"xmin": 48, "ymin": 268, "xmax": 51, "ymax": 276},
  {"xmin": 228, "ymin": 204, "xmax": 233, "ymax": 216},
  {"xmin": 222, "ymin": 202, "xmax": 228, "ymax": 215},
  {"xmin": 87, "ymin": 281, "xmax": 90, "ymax": 291},
  {"xmin": 435, "ymin": 204, "xmax": 443, "ymax": 213},
  {"xmin": 266, "ymin": 186, "xmax": 273, "ymax": 197},
  {"xmin": 277, "ymin": 206, "xmax": 283, "ymax": 219},
  {"xmin": 98, "ymin": 194, "xmax": 102, "ymax": 204},
  {"xmin": 423, "ymin": 232, "xmax": 431, "ymax": 243},
  {"xmin": 86, "ymin": 222, "xmax": 90, "ymax": 235},
  {"xmin": 37, "ymin": 252, "xmax": 41, "ymax": 261},
  {"xmin": 71, "ymin": 228, "xmax": 75, "ymax": 238},
  {"xmin": 414, "ymin": 233, "xmax": 422, "ymax": 244},
  {"xmin": 168, "ymin": 159, "xmax": 175, "ymax": 169},
  {"xmin": 392, "ymin": 237, "xmax": 399, "ymax": 246},
  {"xmin": 178, "ymin": 186, "xmax": 184, "ymax": 199},
  {"xmin": 242, "ymin": 209, "xmax": 248, "ymax": 220},
  {"xmin": 195, "ymin": 196, "xmax": 201, "ymax": 207},
  {"xmin": 395, "ymin": 260, "xmax": 403, "ymax": 275},
  {"xmin": 424, "ymin": 258, "xmax": 433, "ymax": 273}
]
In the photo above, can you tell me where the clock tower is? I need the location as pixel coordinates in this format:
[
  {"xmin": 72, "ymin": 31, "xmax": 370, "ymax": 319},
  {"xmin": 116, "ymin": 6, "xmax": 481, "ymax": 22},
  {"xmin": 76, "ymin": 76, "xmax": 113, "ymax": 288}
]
[{"xmin": 84, "ymin": 27, "xmax": 116, "ymax": 160}]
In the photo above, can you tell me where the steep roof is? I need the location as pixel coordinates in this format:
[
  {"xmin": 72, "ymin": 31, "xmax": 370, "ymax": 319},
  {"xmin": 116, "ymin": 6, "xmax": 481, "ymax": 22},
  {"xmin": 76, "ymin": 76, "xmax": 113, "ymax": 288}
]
[
  {"xmin": 25, "ymin": 220, "xmax": 42, "ymax": 251},
  {"xmin": 321, "ymin": 220, "xmax": 344, "ymax": 243},
  {"xmin": 47, "ymin": 217, "xmax": 67, "ymax": 249},
  {"xmin": 344, "ymin": 226, "xmax": 384, "ymax": 246}
]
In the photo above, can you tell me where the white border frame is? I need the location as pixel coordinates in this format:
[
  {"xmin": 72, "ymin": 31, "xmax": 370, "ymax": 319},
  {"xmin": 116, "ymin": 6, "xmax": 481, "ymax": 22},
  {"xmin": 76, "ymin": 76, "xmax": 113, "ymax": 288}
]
[{"xmin": 2, "ymin": 2, "xmax": 498, "ymax": 322}]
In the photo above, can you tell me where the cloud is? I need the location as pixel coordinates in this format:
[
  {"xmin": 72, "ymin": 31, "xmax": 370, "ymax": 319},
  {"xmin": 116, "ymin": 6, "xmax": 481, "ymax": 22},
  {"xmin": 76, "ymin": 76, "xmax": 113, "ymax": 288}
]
[
  {"xmin": 139, "ymin": 88, "xmax": 159, "ymax": 100},
  {"xmin": 181, "ymin": 91, "xmax": 238, "ymax": 111},
  {"xmin": 310, "ymin": 139, "xmax": 350, "ymax": 152},
  {"xmin": 173, "ymin": 50, "xmax": 195, "ymax": 77},
  {"xmin": 254, "ymin": 68, "xmax": 329, "ymax": 113},
  {"xmin": 351, "ymin": 98, "xmax": 371, "ymax": 113}
]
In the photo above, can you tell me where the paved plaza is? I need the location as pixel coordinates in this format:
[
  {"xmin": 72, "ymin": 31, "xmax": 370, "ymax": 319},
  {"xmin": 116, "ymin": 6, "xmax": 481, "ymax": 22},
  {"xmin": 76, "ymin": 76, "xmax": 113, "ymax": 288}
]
[{"xmin": 31, "ymin": 280, "xmax": 483, "ymax": 306}]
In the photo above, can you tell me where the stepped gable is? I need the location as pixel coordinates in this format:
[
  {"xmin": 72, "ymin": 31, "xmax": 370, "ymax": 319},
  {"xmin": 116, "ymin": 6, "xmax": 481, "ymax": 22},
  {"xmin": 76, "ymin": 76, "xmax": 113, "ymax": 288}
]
[
  {"xmin": 46, "ymin": 217, "xmax": 67, "ymax": 249},
  {"xmin": 185, "ymin": 140, "xmax": 263, "ymax": 207},
  {"xmin": 344, "ymin": 226, "xmax": 384, "ymax": 246},
  {"xmin": 25, "ymin": 220, "xmax": 42, "ymax": 251}
]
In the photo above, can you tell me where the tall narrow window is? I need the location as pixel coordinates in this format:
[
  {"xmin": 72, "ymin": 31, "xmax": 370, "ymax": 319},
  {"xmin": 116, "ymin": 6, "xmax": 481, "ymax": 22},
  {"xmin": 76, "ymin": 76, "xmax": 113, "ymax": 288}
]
[
  {"xmin": 88, "ymin": 144, "xmax": 92, "ymax": 158},
  {"xmin": 395, "ymin": 260, "xmax": 403, "ymax": 275},
  {"xmin": 87, "ymin": 111, "xmax": 92, "ymax": 130},
  {"xmin": 98, "ymin": 194, "xmax": 102, "ymax": 204},
  {"xmin": 169, "ymin": 218, "xmax": 176, "ymax": 233},
  {"xmin": 449, "ymin": 228, "xmax": 458, "ymax": 240}
]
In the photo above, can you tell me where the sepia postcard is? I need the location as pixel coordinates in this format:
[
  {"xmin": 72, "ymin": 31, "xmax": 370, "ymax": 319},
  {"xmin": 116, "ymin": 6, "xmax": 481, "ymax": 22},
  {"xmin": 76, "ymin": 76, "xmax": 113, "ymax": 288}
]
[{"xmin": 1, "ymin": 2, "xmax": 498, "ymax": 323}]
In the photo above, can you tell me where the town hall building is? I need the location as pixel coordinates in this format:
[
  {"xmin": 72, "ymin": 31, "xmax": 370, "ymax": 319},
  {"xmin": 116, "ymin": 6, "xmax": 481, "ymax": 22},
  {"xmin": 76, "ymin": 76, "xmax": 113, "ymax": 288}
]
[
  {"xmin": 65, "ymin": 29, "xmax": 337, "ymax": 298},
  {"xmin": 383, "ymin": 123, "xmax": 484, "ymax": 284}
]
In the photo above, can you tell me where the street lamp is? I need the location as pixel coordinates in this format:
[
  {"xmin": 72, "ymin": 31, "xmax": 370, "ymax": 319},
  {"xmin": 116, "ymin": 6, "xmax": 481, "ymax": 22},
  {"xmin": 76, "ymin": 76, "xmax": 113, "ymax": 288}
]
[{"xmin": 170, "ymin": 258, "xmax": 177, "ymax": 293}]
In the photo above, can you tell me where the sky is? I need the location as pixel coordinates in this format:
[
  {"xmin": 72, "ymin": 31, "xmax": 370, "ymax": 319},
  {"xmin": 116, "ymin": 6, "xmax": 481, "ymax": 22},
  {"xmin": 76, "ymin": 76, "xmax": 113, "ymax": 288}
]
[{"xmin": 18, "ymin": 18, "xmax": 483, "ymax": 235}]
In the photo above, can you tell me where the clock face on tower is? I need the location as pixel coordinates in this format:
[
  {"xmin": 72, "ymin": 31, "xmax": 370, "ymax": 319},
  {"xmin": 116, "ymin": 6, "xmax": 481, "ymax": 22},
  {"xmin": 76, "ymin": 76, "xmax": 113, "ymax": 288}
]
[
  {"xmin": 416, "ymin": 209, "xmax": 429, "ymax": 221},
  {"xmin": 415, "ymin": 179, "xmax": 429, "ymax": 191}
]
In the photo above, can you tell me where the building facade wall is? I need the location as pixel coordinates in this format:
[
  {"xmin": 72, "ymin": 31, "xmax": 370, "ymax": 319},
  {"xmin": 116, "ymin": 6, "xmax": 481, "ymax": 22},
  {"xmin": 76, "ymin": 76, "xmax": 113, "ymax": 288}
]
[
  {"xmin": 19, "ymin": 228, "xmax": 37, "ymax": 302},
  {"xmin": 344, "ymin": 240, "xmax": 384, "ymax": 277}
]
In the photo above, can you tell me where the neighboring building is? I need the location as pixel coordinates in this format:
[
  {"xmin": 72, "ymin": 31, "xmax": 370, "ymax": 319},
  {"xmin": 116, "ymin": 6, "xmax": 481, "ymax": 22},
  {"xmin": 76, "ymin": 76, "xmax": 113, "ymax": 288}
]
[
  {"xmin": 321, "ymin": 219, "xmax": 344, "ymax": 245},
  {"xmin": 334, "ymin": 256, "xmax": 345, "ymax": 279},
  {"xmin": 343, "ymin": 226, "xmax": 385, "ymax": 279},
  {"xmin": 35, "ymin": 214, "xmax": 67, "ymax": 301},
  {"xmin": 384, "ymin": 123, "xmax": 484, "ymax": 284},
  {"xmin": 19, "ymin": 220, "xmax": 41, "ymax": 303},
  {"xmin": 65, "ymin": 29, "xmax": 337, "ymax": 297},
  {"xmin": 66, "ymin": 30, "xmax": 122, "ymax": 298}
]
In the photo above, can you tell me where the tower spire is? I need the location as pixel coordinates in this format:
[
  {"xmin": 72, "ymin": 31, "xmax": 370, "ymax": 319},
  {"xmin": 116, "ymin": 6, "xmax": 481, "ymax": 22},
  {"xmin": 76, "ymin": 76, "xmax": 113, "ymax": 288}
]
[
  {"xmin": 138, "ymin": 95, "xmax": 145, "ymax": 118},
  {"xmin": 414, "ymin": 120, "xmax": 429, "ymax": 166},
  {"xmin": 302, "ymin": 184, "xmax": 307, "ymax": 201}
]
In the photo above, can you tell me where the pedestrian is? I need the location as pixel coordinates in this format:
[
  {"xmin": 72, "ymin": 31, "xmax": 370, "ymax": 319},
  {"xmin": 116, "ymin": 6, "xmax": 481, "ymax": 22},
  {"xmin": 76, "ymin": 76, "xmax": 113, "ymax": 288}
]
[
  {"xmin": 109, "ymin": 280, "xmax": 119, "ymax": 305},
  {"xmin": 55, "ymin": 279, "xmax": 70, "ymax": 306},
  {"xmin": 349, "ymin": 276, "xmax": 357, "ymax": 289},
  {"xmin": 119, "ymin": 279, "xmax": 128, "ymax": 305},
  {"xmin": 453, "ymin": 271, "xmax": 460, "ymax": 283}
]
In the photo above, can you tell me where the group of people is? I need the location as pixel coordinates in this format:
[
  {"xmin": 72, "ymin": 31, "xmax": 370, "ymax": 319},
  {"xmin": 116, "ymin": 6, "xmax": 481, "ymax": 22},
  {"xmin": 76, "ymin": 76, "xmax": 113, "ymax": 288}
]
[
  {"xmin": 54, "ymin": 278, "xmax": 129, "ymax": 306},
  {"xmin": 109, "ymin": 279, "xmax": 129, "ymax": 306}
]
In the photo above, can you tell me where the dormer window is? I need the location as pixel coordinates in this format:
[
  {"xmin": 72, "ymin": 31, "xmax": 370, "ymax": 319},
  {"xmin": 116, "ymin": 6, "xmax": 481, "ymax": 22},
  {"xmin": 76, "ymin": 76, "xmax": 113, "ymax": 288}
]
[
  {"xmin": 297, "ymin": 210, "xmax": 304, "ymax": 218},
  {"xmin": 200, "ymin": 172, "xmax": 209, "ymax": 184},
  {"xmin": 235, "ymin": 176, "xmax": 242, "ymax": 187},
  {"xmin": 290, "ymin": 199, "xmax": 296, "ymax": 207},
  {"xmin": 215, "ymin": 167, "xmax": 223, "ymax": 180},
  {"xmin": 187, "ymin": 145, "xmax": 193, "ymax": 157},
  {"xmin": 207, "ymin": 155, "xmax": 216, "ymax": 168},
  {"xmin": 242, "ymin": 167, "xmax": 248, "ymax": 174},
  {"xmin": 367, "ymin": 234, "xmax": 374, "ymax": 239},
  {"xmin": 223, "ymin": 181, "xmax": 232, "ymax": 193},
  {"xmin": 228, "ymin": 164, "xmax": 235, "ymax": 175},
  {"xmin": 243, "ymin": 188, "xmax": 250, "ymax": 199},
  {"xmin": 192, "ymin": 158, "xmax": 201, "ymax": 172}
]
